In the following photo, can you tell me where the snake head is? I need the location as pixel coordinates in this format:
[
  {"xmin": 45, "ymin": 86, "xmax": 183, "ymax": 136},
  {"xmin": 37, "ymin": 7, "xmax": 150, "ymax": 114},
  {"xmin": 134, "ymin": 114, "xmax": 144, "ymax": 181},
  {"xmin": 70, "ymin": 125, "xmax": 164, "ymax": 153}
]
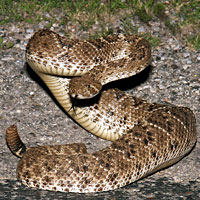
[{"xmin": 69, "ymin": 76, "xmax": 102, "ymax": 99}]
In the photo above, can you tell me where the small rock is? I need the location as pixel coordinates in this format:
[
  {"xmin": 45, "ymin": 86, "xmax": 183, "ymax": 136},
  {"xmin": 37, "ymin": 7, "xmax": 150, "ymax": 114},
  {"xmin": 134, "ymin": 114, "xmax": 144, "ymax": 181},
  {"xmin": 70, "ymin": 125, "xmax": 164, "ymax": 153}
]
[
  {"xmin": 2, "ymin": 56, "xmax": 15, "ymax": 61},
  {"xmin": 183, "ymin": 53, "xmax": 190, "ymax": 58},
  {"xmin": 138, "ymin": 27, "xmax": 145, "ymax": 33},
  {"xmin": 26, "ymin": 29, "xmax": 34, "ymax": 34}
]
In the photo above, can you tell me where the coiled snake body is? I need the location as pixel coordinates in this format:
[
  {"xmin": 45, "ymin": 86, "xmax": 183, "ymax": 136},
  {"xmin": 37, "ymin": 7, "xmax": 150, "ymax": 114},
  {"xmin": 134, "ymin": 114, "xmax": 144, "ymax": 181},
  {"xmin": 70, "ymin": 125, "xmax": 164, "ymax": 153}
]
[{"xmin": 6, "ymin": 29, "xmax": 197, "ymax": 193}]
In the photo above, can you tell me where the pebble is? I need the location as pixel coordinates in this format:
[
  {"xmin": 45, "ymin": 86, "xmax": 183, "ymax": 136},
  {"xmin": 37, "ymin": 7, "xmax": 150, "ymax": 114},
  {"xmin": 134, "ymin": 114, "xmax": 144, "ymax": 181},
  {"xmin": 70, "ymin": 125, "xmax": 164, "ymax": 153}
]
[
  {"xmin": 138, "ymin": 26, "xmax": 145, "ymax": 33},
  {"xmin": 1, "ymin": 56, "xmax": 15, "ymax": 61},
  {"xmin": 26, "ymin": 29, "xmax": 34, "ymax": 34},
  {"xmin": 25, "ymin": 33, "xmax": 33, "ymax": 39},
  {"xmin": 39, "ymin": 23, "xmax": 44, "ymax": 29},
  {"xmin": 186, "ymin": 60, "xmax": 192, "ymax": 64},
  {"xmin": 183, "ymin": 53, "xmax": 190, "ymax": 57}
]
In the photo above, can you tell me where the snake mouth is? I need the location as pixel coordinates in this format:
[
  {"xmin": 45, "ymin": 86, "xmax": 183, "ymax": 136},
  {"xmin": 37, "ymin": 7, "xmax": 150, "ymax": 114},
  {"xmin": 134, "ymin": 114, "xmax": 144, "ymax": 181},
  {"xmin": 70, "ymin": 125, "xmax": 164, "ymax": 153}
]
[{"xmin": 69, "ymin": 76, "xmax": 102, "ymax": 99}]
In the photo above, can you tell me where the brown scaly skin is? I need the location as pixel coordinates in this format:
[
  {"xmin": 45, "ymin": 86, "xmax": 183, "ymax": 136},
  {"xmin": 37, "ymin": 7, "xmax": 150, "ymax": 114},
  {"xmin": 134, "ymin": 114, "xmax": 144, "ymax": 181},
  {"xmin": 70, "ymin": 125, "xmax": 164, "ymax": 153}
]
[
  {"xmin": 6, "ymin": 94, "xmax": 197, "ymax": 193},
  {"xmin": 6, "ymin": 29, "xmax": 197, "ymax": 193},
  {"xmin": 24, "ymin": 29, "xmax": 152, "ymax": 141}
]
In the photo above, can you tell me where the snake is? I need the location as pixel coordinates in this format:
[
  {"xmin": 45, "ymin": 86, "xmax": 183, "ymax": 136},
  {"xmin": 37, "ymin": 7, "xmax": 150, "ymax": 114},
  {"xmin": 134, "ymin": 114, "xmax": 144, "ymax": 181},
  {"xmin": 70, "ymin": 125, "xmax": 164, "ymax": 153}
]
[{"xmin": 6, "ymin": 29, "xmax": 197, "ymax": 193}]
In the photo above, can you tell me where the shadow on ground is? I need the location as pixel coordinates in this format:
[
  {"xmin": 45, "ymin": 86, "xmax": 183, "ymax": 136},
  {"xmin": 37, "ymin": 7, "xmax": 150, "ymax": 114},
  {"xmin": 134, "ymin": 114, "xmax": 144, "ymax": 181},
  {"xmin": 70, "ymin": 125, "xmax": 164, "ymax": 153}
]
[{"xmin": 0, "ymin": 177, "xmax": 199, "ymax": 200}]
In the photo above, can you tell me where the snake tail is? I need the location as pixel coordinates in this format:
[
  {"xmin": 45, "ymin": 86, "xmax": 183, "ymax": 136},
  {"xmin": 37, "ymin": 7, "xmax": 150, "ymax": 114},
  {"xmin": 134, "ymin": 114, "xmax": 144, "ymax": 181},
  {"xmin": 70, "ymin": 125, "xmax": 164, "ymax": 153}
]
[{"xmin": 6, "ymin": 125, "xmax": 26, "ymax": 158}]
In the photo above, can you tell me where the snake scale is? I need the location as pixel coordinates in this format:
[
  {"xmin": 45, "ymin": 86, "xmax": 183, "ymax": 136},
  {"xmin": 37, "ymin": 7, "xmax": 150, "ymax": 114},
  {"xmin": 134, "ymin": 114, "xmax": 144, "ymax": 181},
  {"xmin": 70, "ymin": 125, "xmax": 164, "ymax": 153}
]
[{"xmin": 6, "ymin": 29, "xmax": 197, "ymax": 193}]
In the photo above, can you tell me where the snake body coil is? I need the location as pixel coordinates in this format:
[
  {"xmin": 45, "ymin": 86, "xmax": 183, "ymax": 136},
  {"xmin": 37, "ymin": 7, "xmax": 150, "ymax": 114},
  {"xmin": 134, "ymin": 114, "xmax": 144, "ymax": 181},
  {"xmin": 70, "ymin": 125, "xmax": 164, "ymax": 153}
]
[{"xmin": 6, "ymin": 29, "xmax": 197, "ymax": 193}]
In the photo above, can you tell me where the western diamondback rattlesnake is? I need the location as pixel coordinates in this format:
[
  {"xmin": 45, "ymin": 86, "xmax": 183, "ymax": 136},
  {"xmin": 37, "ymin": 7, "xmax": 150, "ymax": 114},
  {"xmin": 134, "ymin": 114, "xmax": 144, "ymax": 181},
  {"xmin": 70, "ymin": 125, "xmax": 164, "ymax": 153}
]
[{"xmin": 6, "ymin": 29, "xmax": 197, "ymax": 193}]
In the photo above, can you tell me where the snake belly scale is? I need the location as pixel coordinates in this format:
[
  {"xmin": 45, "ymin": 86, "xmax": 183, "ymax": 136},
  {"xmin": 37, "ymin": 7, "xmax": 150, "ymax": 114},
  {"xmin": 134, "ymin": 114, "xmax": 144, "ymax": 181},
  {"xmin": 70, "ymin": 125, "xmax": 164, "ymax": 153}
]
[{"xmin": 6, "ymin": 29, "xmax": 197, "ymax": 193}]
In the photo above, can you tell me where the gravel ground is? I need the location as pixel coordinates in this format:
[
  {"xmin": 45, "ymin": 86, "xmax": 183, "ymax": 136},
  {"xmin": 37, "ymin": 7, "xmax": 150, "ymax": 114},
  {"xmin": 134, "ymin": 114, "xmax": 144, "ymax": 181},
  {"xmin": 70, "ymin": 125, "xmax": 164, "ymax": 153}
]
[{"xmin": 0, "ymin": 17, "xmax": 200, "ymax": 200}]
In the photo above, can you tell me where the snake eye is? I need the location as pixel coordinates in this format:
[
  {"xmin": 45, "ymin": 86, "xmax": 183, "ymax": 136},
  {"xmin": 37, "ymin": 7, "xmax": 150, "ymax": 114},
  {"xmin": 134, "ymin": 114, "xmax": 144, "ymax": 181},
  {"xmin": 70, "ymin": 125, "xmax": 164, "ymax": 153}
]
[{"xmin": 87, "ymin": 85, "xmax": 91, "ymax": 89}]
